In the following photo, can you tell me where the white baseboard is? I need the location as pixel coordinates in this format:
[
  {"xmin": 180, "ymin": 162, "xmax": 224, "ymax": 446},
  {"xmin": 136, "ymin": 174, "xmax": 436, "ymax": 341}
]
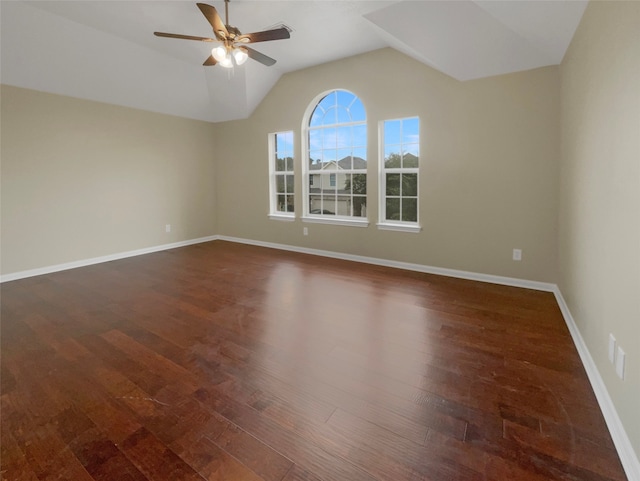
[
  {"xmin": 217, "ymin": 235, "xmax": 556, "ymax": 292},
  {"xmin": 2, "ymin": 233, "xmax": 637, "ymax": 478},
  {"xmin": 553, "ymin": 288, "xmax": 640, "ymax": 481},
  {"xmin": 0, "ymin": 235, "xmax": 219, "ymax": 283}
]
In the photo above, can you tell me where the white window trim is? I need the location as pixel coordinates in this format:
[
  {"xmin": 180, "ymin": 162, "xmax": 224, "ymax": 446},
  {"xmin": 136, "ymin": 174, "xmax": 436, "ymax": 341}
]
[
  {"xmin": 302, "ymin": 89, "xmax": 368, "ymax": 225},
  {"xmin": 376, "ymin": 222, "xmax": 422, "ymax": 233},
  {"xmin": 268, "ymin": 214, "xmax": 296, "ymax": 222},
  {"xmin": 302, "ymin": 216, "xmax": 369, "ymax": 228},
  {"xmin": 378, "ymin": 117, "xmax": 422, "ymax": 230},
  {"xmin": 268, "ymin": 131, "xmax": 295, "ymax": 220}
]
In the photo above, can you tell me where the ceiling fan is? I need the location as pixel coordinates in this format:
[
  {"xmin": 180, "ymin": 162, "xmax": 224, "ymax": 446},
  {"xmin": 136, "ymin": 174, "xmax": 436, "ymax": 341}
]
[{"xmin": 154, "ymin": 1, "xmax": 290, "ymax": 68}]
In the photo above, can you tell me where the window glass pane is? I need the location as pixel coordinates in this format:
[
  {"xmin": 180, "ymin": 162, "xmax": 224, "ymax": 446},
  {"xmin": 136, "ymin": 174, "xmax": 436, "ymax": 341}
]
[
  {"xmin": 321, "ymin": 196, "xmax": 336, "ymax": 215},
  {"xmin": 353, "ymin": 196, "xmax": 367, "ymax": 217},
  {"xmin": 386, "ymin": 198, "xmax": 400, "ymax": 220},
  {"xmin": 277, "ymin": 195, "xmax": 287, "ymax": 212},
  {"xmin": 309, "ymin": 174, "xmax": 320, "ymax": 191},
  {"xmin": 352, "ymin": 124, "xmax": 367, "ymax": 147},
  {"xmin": 337, "ymin": 196, "xmax": 351, "ymax": 216},
  {"xmin": 337, "ymin": 106, "xmax": 351, "ymax": 124},
  {"xmin": 309, "ymin": 151, "xmax": 323, "ymax": 170},
  {"xmin": 323, "ymin": 106, "xmax": 337, "ymax": 125},
  {"xmin": 402, "ymin": 117, "xmax": 419, "ymax": 144},
  {"xmin": 276, "ymin": 133, "xmax": 292, "ymax": 153},
  {"xmin": 336, "ymin": 126, "xmax": 350, "ymax": 149},
  {"xmin": 342, "ymin": 174, "xmax": 352, "ymax": 193},
  {"xmin": 309, "ymin": 129, "xmax": 322, "ymax": 151},
  {"xmin": 323, "ymin": 128, "xmax": 337, "ymax": 149},
  {"xmin": 329, "ymin": 173, "xmax": 336, "ymax": 187},
  {"xmin": 384, "ymin": 120, "xmax": 401, "ymax": 145},
  {"xmin": 323, "ymin": 151, "xmax": 338, "ymax": 169},
  {"xmin": 322, "ymin": 174, "xmax": 334, "ymax": 189},
  {"xmin": 402, "ymin": 148, "xmax": 419, "ymax": 168},
  {"xmin": 386, "ymin": 173, "xmax": 400, "ymax": 196},
  {"xmin": 352, "ymin": 174, "xmax": 366, "ymax": 195},
  {"xmin": 385, "ymin": 151, "xmax": 402, "ymax": 168},
  {"xmin": 276, "ymin": 175, "xmax": 285, "ymax": 193},
  {"xmin": 350, "ymin": 98, "xmax": 366, "ymax": 122},
  {"xmin": 309, "ymin": 195, "xmax": 320, "ymax": 212},
  {"xmin": 286, "ymin": 156, "xmax": 294, "ymax": 171},
  {"xmin": 403, "ymin": 143, "xmax": 419, "ymax": 157},
  {"xmin": 275, "ymin": 155, "xmax": 286, "ymax": 172},
  {"xmin": 402, "ymin": 198, "xmax": 417, "ymax": 222},
  {"xmin": 337, "ymin": 149, "xmax": 352, "ymax": 169},
  {"xmin": 286, "ymin": 174, "xmax": 294, "ymax": 193},
  {"xmin": 353, "ymin": 148, "xmax": 367, "ymax": 169},
  {"xmin": 403, "ymin": 173, "xmax": 417, "ymax": 196},
  {"xmin": 285, "ymin": 195, "xmax": 294, "ymax": 212}
]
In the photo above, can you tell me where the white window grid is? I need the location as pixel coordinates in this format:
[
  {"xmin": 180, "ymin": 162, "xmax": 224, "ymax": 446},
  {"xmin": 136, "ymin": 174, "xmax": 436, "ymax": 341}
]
[
  {"xmin": 379, "ymin": 117, "xmax": 421, "ymax": 229},
  {"xmin": 268, "ymin": 131, "xmax": 295, "ymax": 218},
  {"xmin": 303, "ymin": 90, "xmax": 368, "ymax": 223}
]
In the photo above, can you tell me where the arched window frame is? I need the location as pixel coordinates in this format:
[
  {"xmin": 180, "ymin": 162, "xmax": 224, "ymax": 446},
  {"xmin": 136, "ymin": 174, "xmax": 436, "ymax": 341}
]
[{"xmin": 301, "ymin": 89, "xmax": 369, "ymax": 227}]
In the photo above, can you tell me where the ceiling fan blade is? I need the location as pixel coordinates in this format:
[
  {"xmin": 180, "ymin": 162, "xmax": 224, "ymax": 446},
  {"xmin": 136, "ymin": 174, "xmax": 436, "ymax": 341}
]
[
  {"xmin": 197, "ymin": 3, "xmax": 229, "ymax": 40},
  {"xmin": 238, "ymin": 27, "xmax": 290, "ymax": 44},
  {"xmin": 203, "ymin": 55, "xmax": 217, "ymax": 66},
  {"xmin": 245, "ymin": 47, "xmax": 277, "ymax": 67},
  {"xmin": 154, "ymin": 32, "xmax": 215, "ymax": 42}
]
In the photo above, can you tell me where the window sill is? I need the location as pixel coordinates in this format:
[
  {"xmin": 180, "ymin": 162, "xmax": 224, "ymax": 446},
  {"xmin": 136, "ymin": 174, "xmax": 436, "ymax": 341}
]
[
  {"xmin": 268, "ymin": 214, "xmax": 295, "ymax": 222},
  {"xmin": 376, "ymin": 222, "xmax": 422, "ymax": 233},
  {"xmin": 302, "ymin": 216, "xmax": 369, "ymax": 228}
]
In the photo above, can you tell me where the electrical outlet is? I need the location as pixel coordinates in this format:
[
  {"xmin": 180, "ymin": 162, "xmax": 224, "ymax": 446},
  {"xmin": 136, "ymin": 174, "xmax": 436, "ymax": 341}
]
[
  {"xmin": 303, "ymin": 227, "xmax": 308, "ymax": 236},
  {"xmin": 615, "ymin": 346, "xmax": 625, "ymax": 379},
  {"xmin": 512, "ymin": 249, "xmax": 522, "ymax": 261},
  {"xmin": 608, "ymin": 334, "xmax": 616, "ymax": 364},
  {"xmin": 165, "ymin": 224, "xmax": 171, "ymax": 233}
]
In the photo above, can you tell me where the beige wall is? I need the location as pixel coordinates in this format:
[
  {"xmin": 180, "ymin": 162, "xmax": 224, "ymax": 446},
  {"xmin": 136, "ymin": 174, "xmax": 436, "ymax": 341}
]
[
  {"xmin": 559, "ymin": 1, "xmax": 640, "ymax": 459},
  {"xmin": 214, "ymin": 48, "xmax": 560, "ymax": 282},
  {"xmin": 0, "ymin": 3, "xmax": 638, "ymax": 466},
  {"xmin": 1, "ymin": 85, "xmax": 217, "ymax": 274}
]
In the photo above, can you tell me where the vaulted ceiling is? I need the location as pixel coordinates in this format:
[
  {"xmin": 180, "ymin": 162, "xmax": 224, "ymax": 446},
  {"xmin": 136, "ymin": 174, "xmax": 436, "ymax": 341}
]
[{"xmin": 1, "ymin": 1, "xmax": 588, "ymax": 123}]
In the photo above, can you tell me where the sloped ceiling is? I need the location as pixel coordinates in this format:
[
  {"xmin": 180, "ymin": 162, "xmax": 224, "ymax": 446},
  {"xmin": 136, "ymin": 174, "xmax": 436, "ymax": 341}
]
[{"xmin": 0, "ymin": 1, "xmax": 587, "ymax": 123}]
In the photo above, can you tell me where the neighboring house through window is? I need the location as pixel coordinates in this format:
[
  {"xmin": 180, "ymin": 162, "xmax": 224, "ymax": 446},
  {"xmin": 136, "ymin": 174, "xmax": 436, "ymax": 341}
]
[
  {"xmin": 303, "ymin": 90, "xmax": 368, "ymax": 225},
  {"xmin": 268, "ymin": 131, "xmax": 294, "ymax": 220}
]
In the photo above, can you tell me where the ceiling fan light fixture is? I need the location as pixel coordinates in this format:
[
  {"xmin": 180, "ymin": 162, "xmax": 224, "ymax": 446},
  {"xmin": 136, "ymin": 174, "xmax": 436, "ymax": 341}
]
[
  {"xmin": 219, "ymin": 54, "xmax": 233, "ymax": 68},
  {"xmin": 233, "ymin": 48, "xmax": 248, "ymax": 65},
  {"xmin": 211, "ymin": 45, "xmax": 228, "ymax": 63}
]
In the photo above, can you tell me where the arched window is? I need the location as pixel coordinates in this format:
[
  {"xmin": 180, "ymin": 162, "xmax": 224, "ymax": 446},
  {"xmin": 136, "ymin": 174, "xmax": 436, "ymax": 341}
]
[{"xmin": 303, "ymin": 90, "xmax": 367, "ymax": 224}]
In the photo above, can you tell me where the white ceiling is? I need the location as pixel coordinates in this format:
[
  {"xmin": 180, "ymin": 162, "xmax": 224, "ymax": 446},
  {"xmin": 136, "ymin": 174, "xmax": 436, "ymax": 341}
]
[{"xmin": 0, "ymin": 0, "xmax": 587, "ymax": 123}]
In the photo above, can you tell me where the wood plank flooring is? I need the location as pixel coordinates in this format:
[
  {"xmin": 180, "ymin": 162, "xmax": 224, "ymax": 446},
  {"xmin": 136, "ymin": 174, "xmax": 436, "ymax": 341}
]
[{"xmin": 1, "ymin": 240, "xmax": 628, "ymax": 481}]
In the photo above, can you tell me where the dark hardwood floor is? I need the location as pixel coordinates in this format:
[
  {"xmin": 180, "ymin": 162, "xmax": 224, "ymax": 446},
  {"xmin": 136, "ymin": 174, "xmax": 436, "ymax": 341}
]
[{"xmin": 1, "ymin": 240, "xmax": 627, "ymax": 481}]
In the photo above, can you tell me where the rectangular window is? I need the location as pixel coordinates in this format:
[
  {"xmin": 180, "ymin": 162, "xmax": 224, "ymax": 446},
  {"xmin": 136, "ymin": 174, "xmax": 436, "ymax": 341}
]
[
  {"xmin": 269, "ymin": 131, "xmax": 295, "ymax": 220},
  {"xmin": 379, "ymin": 117, "xmax": 421, "ymax": 232}
]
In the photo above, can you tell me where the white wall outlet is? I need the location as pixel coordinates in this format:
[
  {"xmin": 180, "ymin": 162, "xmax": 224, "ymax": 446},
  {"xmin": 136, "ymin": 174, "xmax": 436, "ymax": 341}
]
[
  {"xmin": 165, "ymin": 224, "xmax": 171, "ymax": 233},
  {"xmin": 608, "ymin": 334, "xmax": 616, "ymax": 364},
  {"xmin": 303, "ymin": 227, "xmax": 308, "ymax": 236},
  {"xmin": 512, "ymin": 249, "xmax": 522, "ymax": 261},
  {"xmin": 615, "ymin": 346, "xmax": 625, "ymax": 379}
]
